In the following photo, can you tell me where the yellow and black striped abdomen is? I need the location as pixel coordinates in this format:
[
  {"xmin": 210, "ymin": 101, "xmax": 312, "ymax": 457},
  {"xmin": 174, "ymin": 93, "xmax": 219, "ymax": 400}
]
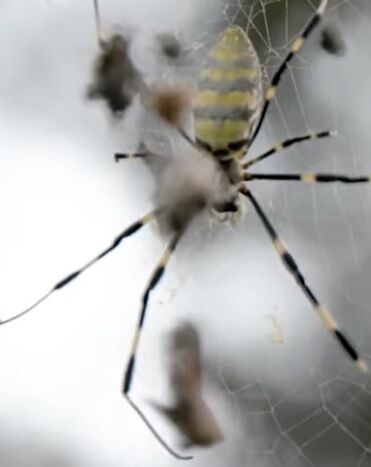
[{"xmin": 194, "ymin": 26, "xmax": 262, "ymax": 159}]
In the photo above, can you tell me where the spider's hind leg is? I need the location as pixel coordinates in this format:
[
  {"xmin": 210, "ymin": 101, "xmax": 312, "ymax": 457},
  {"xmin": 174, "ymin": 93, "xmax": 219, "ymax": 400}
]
[
  {"xmin": 240, "ymin": 186, "xmax": 368, "ymax": 373},
  {"xmin": 248, "ymin": 0, "xmax": 329, "ymax": 146}
]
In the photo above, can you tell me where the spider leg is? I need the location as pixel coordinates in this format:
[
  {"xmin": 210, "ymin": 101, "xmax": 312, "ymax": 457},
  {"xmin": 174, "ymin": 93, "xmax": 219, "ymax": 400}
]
[
  {"xmin": 123, "ymin": 232, "xmax": 182, "ymax": 394},
  {"xmin": 177, "ymin": 127, "xmax": 212, "ymax": 158},
  {"xmin": 114, "ymin": 142, "xmax": 161, "ymax": 163},
  {"xmin": 93, "ymin": 0, "xmax": 105, "ymax": 47},
  {"xmin": 248, "ymin": 0, "xmax": 328, "ymax": 147},
  {"xmin": 114, "ymin": 152, "xmax": 148, "ymax": 163},
  {"xmin": 125, "ymin": 396, "xmax": 192, "ymax": 460},
  {"xmin": 244, "ymin": 173, "xmax": 370, "ymax": 184},
  {"xmin": 242, "ymin": 130, "xmax": 334, "ymax": 169},
  {"xmin": 0, "ymin": 211, "xmax": 157, "ymax": 326},
  {"xmin": 240, "ymin": 186, "xmax": 368, "ymax": 373},
  {"xmin": 122, "ymin": 232, "xmax": 191, "ymax": 460}
]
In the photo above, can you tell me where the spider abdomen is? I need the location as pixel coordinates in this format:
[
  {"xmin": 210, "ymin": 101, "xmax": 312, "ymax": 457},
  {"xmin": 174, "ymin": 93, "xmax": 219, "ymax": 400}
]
[{"xmin": 194, "ymin": 26, "xmax": 263, "ymax": 160}]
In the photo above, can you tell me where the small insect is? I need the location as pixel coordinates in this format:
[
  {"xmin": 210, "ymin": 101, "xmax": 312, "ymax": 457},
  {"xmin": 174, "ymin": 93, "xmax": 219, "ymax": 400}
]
[
  {"xmin": 320, "ymin": 23, "xmax": 346, "ymax": 56},
  {"xmin": 86, "ymin": 0, "xmax": 143, "ymax": 116},
  {"xmin": 2, "ymin": 0, "xmax": 370, "ymax": 460},
  {"xmin": 151, "ymin": 323, "xmax": 223, "ymax": 447}
]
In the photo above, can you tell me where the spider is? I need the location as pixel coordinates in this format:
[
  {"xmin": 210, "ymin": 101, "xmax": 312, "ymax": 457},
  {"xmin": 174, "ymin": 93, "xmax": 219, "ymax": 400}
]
[{"xmin": 1, "ymin": 0, "xmax": 369, "ymax": 460}]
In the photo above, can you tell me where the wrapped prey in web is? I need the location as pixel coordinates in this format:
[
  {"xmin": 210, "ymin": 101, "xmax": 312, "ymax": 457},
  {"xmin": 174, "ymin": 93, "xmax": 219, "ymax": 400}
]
[
  {"xmin": 151, "ymin": 322, "xmax": 223, "ymax": 447},
  {"xmin": 87, "ymin": 32, "xmax": 144, "ymax": 116}
]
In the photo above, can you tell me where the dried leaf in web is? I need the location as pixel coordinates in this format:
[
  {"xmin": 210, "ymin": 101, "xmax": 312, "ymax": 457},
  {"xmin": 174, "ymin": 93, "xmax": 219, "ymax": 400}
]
[
  {"xmin": 169, "ymin": 322, "xmax": 202, "ymax": 398},
  {"xmin": 152, "ymin": 322, "xmax": 223, "ymax": 447}
]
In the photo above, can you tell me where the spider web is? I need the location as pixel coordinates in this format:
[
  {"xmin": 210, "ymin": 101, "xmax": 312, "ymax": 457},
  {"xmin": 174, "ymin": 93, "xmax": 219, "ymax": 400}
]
[
  {"xmin": 0, "ymin": 1, "xmax": 371, "ymax": 467},
  {"xmin": 170, "ymin": 1, "xmax": 371, "ymax": 467}
]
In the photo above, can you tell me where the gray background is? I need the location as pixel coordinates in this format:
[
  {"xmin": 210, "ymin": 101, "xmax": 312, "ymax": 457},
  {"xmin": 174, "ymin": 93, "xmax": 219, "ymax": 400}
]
[{"xmin": 0, "ymin": 0, "xmax": 371, "ymax": 466}]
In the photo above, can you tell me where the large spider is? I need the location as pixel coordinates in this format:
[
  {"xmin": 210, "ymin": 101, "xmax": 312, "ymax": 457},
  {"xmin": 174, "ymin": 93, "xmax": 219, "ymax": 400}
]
[{"xmin": 2, "ymin": 0, "xmax": 369, "ymax": 460}]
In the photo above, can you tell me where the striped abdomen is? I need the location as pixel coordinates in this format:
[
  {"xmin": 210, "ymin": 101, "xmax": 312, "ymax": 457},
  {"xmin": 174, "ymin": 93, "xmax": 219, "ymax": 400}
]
[{"xmin": 194, "ymin": 26, "xmax": 263, "ymax": 160}]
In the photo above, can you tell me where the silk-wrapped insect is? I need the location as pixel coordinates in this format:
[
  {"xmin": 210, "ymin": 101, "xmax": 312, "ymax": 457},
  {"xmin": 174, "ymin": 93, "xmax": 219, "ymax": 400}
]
[
  {"xmin": 151, "ymin": 323, "xmax": 223, "ymax": 447},
  {"xmin": 86, "ymin": 0, "xmax": 143, "ymax": 116}
]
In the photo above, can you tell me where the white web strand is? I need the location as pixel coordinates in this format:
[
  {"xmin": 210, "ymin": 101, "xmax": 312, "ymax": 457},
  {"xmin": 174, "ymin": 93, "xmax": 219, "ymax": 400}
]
[
  {"xmin": 0, "ymin": 0, "xmax": 371, "ymax": 467},
  {"xmin": 198, "ymin": 0, "xmax": 371, "ymax": 466}
]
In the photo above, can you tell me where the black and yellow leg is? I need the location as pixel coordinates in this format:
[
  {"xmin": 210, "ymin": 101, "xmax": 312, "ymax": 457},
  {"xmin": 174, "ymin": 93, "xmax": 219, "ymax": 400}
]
[
  {"xmin": 249, "ymin": 0, "xmax": 328, "ymax": 146},
  {"xmin": 123, "ymin": 233, "xmax": 182, "ymax": 393},
  {"xmin": 122, "ymin": 232, "xmax": 191, "ymax": 460},
  {"xmin": 240, "ymin": 186, "xmax": 368, "ymax": 373},
  {"xmin": 125, "ymin": 395, "xmax": 192, "ymax": 460},
  {"xmin": 244, "ymin": 172, "xmax": 371, "ymax": 184},
  {"xmin": 114, "ymin": 152, "xmax": 148, "ymax": 163},
  {"xmin": 0, "ymin": 211, "xmax": 157, "ymax": 326},
  {"xmin": 242, "ymin": 130, "xmax": 334, "ymax": 169}
]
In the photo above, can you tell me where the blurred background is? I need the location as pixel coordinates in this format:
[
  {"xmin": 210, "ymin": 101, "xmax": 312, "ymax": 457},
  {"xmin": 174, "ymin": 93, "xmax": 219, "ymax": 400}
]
[{"xmin": 0, "ymin": 0, "xmax": 371, "ymax": 466}]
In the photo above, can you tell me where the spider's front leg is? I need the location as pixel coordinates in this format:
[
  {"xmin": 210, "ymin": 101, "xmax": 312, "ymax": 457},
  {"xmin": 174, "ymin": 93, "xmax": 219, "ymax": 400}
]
[{"xmin": 248, "ymin": 0, "xmax": 329, "ymax": 147}]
